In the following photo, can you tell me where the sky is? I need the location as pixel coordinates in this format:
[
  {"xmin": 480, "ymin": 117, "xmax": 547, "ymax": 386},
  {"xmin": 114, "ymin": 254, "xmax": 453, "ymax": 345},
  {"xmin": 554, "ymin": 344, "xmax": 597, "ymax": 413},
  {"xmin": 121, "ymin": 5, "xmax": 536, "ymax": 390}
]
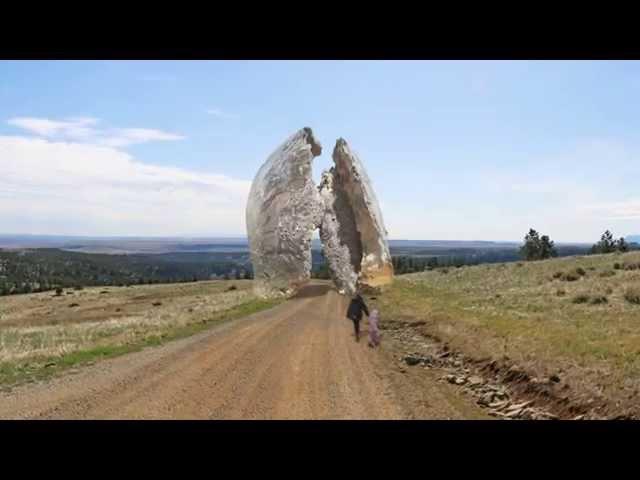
[{"xmin": 0, "ymin": 60, "xmax": 639, "ymax": 242}]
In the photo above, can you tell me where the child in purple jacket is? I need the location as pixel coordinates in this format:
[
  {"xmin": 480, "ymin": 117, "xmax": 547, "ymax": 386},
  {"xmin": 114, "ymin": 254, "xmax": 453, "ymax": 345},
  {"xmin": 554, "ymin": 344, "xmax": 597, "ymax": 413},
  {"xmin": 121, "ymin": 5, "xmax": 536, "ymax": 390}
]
[{"xmin": 368, "ymin": 309, "xmax": 381, "ymax": 348}]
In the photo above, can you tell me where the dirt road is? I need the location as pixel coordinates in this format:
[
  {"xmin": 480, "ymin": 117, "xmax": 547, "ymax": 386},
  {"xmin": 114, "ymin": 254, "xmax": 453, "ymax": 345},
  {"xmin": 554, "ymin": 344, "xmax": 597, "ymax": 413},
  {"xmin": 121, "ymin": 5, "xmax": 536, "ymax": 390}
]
[{"xmin": 0, "ymin": 284, "xmax": 487, "ymax": 419}]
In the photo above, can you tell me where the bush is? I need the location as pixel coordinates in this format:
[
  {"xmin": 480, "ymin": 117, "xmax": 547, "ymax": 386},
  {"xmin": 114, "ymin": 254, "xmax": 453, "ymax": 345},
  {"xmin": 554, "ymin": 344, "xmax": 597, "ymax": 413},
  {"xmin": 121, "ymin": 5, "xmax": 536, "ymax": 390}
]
[
  {"xmin": 605, "ymin": 287, "xmax": 614, "ymax": 295},
  {"xmin": 590, "ymin": 295, "xmax": 608, "ymax": 305},
  {"xmin": 575, "ymin": 267, "xmax": 587, "ymax": 276},
  {"xmin": 552, "ymin": 271, "xmax": 564, "ymax": 279},
  {"xmin": 227, "ymin": 285, "xmax": 238, "ymax": 291},
  {"xmin": 562, "ymin": 273, "xmax": 580, "ymax": 282},
  {"xmin": 614, "ymin": 263, "xmax": 622, "ymax": 270},
  {"xmin": 73, "ymin": 285, "xmax": 84, "ymax": 291},
  {"xmin": 624, "ymin": 262, "xmax": 640, "ymax": 271},
  {"xmin": 440, "ymin": 268, "xmax": 449, "ymax": 274},
  {"xmin": 556, "ymin": 289, "xmax": 566, "ymax": 297},
  {"xmin": 572, "ymin": 294, "xmax": 590, "ymax": 304},
  {"xmin": 599, "ymin": 270, "xmax": 616, "ymax": 278},
  {"xmin": 624, "ymin": 287, "xmax": 640, "ymax": 305},
  {"xmin": 55, "ymin": 287, "xmax": 63, "ymax": 296}
]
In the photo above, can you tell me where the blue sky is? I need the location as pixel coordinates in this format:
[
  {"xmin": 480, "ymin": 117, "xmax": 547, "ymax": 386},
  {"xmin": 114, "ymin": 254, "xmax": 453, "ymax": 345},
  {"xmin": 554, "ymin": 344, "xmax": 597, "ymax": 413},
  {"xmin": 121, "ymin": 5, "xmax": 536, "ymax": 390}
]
[{"xmin": 1, "ymin": 60, "xmax": 639, "ymax": 242}]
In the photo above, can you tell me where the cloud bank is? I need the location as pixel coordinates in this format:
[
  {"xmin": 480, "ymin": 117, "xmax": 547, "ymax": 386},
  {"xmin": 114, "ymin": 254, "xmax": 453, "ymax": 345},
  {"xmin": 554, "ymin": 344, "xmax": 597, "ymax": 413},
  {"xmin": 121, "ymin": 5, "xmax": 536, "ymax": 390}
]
[
  {"xmin": 8, "ymin": 116, "xmax": 185, "ymax": 147},
  {"xmin": 1, "ymin": 117, "xmax": 250, "ymax": 236}
]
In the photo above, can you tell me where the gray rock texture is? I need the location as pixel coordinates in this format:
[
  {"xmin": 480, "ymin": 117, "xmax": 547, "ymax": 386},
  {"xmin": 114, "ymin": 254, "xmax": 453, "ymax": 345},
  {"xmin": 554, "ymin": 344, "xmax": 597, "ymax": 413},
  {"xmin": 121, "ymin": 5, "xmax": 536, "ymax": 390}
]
[
  {"xmin": 246, "ymin": 129, "xmax": 393, "ymax": 298},
  {"xmin": 246, "ymin": 127, "xmax": 323, "ymax": 298},
  {"xmin": 318, "ymin": 170, "xmax": 359, "ymax": 296},
  {"xmin": 320, "ymin": 139, "xmax": 393, "ymax": 291}
]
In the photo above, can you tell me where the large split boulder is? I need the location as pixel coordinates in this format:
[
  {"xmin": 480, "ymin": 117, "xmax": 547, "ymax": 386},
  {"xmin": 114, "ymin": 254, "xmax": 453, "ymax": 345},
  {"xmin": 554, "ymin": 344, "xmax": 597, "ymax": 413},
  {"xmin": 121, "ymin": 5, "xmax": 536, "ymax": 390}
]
[{"xmin": 246, "ymin": 128, "xmax": 393, "ymax": 298}]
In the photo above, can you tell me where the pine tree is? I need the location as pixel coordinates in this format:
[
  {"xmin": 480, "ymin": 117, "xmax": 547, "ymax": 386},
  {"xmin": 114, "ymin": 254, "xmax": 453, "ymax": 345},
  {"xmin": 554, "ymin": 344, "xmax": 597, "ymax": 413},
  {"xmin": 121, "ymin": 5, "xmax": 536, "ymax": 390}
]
[
  {"xmin": 520, "ymin": 228, "xmax": 556, "ymax": 260},
  {"xmin": 592, "ymin": 230, "xmax": 617, "ymax": 254},
  {"xmin": 520, "ymin": 228, "xmax": 541, "ymax": 261},
  {"xmin": 539, "ymin": 235, "xmax": 558, "ymax": 259},
  {"xmin": 617, "ymin": 237, "xmax": 629, "ymax": 252}
]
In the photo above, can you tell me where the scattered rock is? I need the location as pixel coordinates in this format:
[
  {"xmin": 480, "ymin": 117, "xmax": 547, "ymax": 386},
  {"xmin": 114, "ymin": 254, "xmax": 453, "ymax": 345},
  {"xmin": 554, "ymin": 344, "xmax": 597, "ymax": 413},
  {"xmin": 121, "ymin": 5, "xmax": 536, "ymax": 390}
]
[
  {"xmin": 488, "ymin": 400, "xmax": 510, "ymax": 410},
  {"xmin": 468, "ymin": 375, "xmax": 484, "ymax": 387},
  {"xmin": 445, "ymin": 374, "xmax": 457, "ymax": 384},
  {"xmin": 478, "ymin": 392, "xmax": 496, "ymax": 406},
  {"xmin": 505, "ymin": 408, "xmax": 524, "ymax": 418},
  {"xmin": 506, "ymin": 400, "xmax": 533, "ymax": 411},
  {"xmin": 404, "ymin": 356, "xmax": 421, "ymax": 366},
  {"xmin": 488, "ymin": 410, "xmax": 507, "ymax": 418}
]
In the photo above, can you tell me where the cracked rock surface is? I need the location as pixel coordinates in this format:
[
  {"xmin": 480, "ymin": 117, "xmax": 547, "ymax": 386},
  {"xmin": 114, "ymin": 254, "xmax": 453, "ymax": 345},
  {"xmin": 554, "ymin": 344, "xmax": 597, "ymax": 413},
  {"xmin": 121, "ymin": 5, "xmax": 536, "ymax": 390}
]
[
  {"xmin": 246, "ymin": 127, "xmax": 323, "ymax": 298},
  {"xmin": 320, "ymin": 139, "xmax": 393, "ymax": 291},
  {"xmin": 246, "ymin": 128, "xmax": 393, "ymax": 298}
]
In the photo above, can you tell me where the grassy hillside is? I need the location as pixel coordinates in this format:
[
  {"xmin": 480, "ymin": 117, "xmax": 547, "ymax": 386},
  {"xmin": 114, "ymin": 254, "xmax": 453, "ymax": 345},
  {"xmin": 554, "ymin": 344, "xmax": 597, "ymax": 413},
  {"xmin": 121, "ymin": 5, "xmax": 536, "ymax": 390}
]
[
  {"xmin": 0, "ymin": 280, "xmax": 280, "ymax": 389},
  {"xmin": 372, "ymin": 251, "xmax": 640, "ymax": 417}
]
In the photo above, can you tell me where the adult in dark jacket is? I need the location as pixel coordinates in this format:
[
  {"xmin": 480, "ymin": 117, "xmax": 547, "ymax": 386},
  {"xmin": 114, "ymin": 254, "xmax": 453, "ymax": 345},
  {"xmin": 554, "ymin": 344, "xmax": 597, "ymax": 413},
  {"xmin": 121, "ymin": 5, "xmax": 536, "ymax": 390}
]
[{"xmin": 346, "ymin": 293, "xmax": 369, "ymax": 342}]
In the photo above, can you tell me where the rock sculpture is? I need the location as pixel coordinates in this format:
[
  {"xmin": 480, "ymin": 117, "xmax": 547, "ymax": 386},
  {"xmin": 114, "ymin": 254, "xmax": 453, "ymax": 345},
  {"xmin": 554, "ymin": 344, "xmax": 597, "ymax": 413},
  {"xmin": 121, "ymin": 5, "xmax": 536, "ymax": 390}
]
[{"xmin": 246, "ymin": 127, "xmax": 393, "ymax": 298}]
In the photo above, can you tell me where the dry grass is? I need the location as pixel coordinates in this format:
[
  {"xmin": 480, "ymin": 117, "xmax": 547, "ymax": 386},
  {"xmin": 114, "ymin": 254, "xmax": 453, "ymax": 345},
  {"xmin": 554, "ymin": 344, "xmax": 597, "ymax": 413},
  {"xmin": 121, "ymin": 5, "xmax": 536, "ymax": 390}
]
[
  {"xmin": 0, "ymin": 280, "xmax": 279, "ymax": 386},
  {"xmin": 373, "ymin": 251, "xmax": 640, "ymax": 411}
]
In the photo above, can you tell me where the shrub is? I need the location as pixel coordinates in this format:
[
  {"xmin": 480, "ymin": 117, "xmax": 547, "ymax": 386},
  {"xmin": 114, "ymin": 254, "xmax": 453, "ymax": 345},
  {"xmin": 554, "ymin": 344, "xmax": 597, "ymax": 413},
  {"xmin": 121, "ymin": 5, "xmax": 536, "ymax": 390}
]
[
  {"xmin": 440, "ymin": 268, "xmax": 449, "ymax": 274},
  {"xmin": 227, "ymin": 285, "xmax": 238, "ymax": 291},
  {"xmin": 552, "ymin": 271, "xmax": 564, "ymax": 279},
  {"xmin": 624, "ymin": 287, "xmax": 640, "ymax": 305},
  {"xmin": 562, "ymin": 273, "xmax": 580, "ymax": 282},
  {"xmin": 605, "ymin": 287, "xmax": 614, "ymax": 295},
  {"xmin": 614, "ymin": 263, "xmax": 622, "ymax": 270},
  {"xmin": 73, "ymin": 285, "xmax": 84, "ymax": 291},
  {"xmin": 599, "ymin": 270, "xmax": 616, "ymax": 278},
  {"xmin": 556, "ymin": 289, "xmax": 566, "ymax": 297},
  {"xmin": 575, "ymin": 267, "xmax": 587, "ymax": 276},
  {"xmin": 590, "ymin": 295, "xmax": 608, "ymax": 305},
  {"xmin": 55, "ymin": 287, "xmax": 63, "ymax": 296},
  {"xmin": 572, "ymin": 294, "xmax": 590, "ymax": 304},
  {"xmin": 624, "ymin": 262, "xmax": 640, "ymax": 271}
]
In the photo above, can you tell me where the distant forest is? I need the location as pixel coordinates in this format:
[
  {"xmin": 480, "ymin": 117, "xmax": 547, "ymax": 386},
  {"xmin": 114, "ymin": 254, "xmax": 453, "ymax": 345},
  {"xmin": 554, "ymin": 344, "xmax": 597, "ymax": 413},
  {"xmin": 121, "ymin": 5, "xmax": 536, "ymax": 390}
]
[
  {"xmin": 0, "ymin": 249, "xmax": 254, "ymax": 296},
  {"xmin": 1, "ymin": 240, "xmax": 636, "ymax": 296}
]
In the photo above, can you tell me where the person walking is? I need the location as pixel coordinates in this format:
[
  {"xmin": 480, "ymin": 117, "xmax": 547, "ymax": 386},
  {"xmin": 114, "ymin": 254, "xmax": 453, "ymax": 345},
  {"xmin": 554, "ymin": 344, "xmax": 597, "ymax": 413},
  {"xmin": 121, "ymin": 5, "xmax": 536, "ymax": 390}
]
[{"xmin": 346, "ymin": 293, "xmax": 369, "ymax": 342}]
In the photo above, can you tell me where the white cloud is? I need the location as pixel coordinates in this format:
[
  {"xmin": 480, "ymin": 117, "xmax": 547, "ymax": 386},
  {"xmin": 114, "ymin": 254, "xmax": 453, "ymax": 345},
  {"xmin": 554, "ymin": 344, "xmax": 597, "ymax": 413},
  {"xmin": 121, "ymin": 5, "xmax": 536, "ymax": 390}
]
[
  {"xmin": 7, "ymin": 117, "xmax": 184, "ymax": 147},
  {"xmin": 206, "ymin": 108, "xmax": 239, "ymax": 120},
  {"xmin": 581, "ymin": 200, "xmax": 640, "ymax": 220},
  {"xmin": 0, "ymin": 135, "xmax": 250, "ymax": 236}
]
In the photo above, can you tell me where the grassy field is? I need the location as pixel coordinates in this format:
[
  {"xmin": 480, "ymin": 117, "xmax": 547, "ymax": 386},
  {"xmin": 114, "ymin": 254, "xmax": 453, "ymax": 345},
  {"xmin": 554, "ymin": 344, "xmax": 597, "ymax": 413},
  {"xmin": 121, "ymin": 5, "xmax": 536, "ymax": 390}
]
[
  {"xmin": 372, "ymin": 251, "xmax": 640, "ymax": 416},
  {"xmin": 0, "ymin": 280, "xmax": 280, "ymax": 389}
]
